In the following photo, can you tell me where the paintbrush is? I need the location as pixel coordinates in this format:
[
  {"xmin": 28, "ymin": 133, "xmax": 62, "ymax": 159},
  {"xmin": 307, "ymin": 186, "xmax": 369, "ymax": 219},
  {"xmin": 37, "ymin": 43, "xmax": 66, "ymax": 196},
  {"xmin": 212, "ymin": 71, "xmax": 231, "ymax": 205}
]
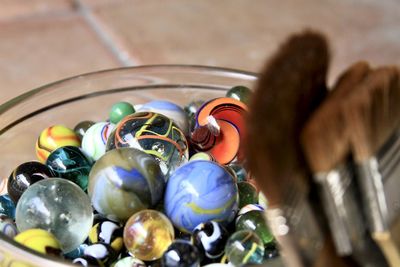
[
  {"xmin": 343, "ymin": 66, "xmax": 400, "ymax": 267},
  {"xmin": 247, "ymin": 30, "xmax": 353, "ymax": 267},
  {"xmin": 301, "ymin": 62, "xmax": 389, "ymax": 267}
]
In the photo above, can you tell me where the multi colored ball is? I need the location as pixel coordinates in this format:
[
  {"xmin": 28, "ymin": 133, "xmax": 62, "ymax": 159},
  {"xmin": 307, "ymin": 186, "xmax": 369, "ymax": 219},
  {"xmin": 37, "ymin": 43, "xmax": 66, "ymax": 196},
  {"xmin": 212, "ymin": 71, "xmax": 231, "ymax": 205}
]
[
  {"xmin": 88, "ymin": 148, "xmax": 165, "ymax": 221},
  {"xmin": 88, "ymin": 219, "xmax": 123, "ymax": 253},
  {"xmin": 191, "ymin": 97, "xmax": 247, "ymax": 164},
  {"xmin": 0, "ymin": 215, "xmax": 18, "ymax": 238},
  {"xmin": 83, "ymin": 242, "xmax": 118, "ymax": 266},
  {"xmin": 164, "ymin": 160, "xmax": 238, "ymax": 233},
  {"xmin": 46, "ymin": 146, "xmax": 93, "ymax": 191},
  {"xmin": 14, "ymin": 228, "xmax": 62, "ymax": 256},
  {"xmin": 106, "ymin": 112, "xmax": 189, "ymax": 178},
  {"xmin": 112, "ymin": 256, "xmax": 146, "ymax": 267},
  {"xmin": 137, "ymin": 100, "xmax": 189, "ymax": 136},
  {"xmin": 161, "ymin": 239, "xmax": 200, "ymax": 267},
  {"xmin": 224, "ymin": 230, "xmax": 265, "ymax": 265},
  {"xmin": 82, "ymin": 121, "xmax": 115, "ymax": 161},
  {"xmin": 192, "ymin": 221, "xmax": 229, "ymax": 260},
  {"xmin": 123, "ymin": 209, "xmax": 175, "ymax": 261},
  {"xmin": 0, "ymin": 194, "xmax": 16, "ymax": 218},
  {"xmin": 35, "ymin": 125, "xmax": 80, "ymax": 163},
  {"xmin": 235, "ymin": 210, "xmax": 274, "ymax": 246}
]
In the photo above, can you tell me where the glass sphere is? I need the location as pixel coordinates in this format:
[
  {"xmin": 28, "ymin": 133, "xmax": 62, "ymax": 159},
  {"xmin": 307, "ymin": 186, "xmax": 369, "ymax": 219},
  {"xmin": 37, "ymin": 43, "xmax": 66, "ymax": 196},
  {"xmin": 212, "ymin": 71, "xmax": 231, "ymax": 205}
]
[
  {"xmin": 46, "ymin": 146, "xmax": 93, "ymax": 191},
  {"xmin": 224, "ymin": 230, "xmax": 264, "ymax": 266},
  {"xmin": 0, "ymin": 194, "xmax": 16, "ymax": 218},
  {"xmin": 7, "ymin": 161, "xmax": 55, "ymax": 204},
  {"xmin": 0, "ymin": 215, "xmax": 18, "ymax": 238},
  {"xmin": 137, "ymin": 100, "xmax": 189, "ymax": 136},
  {"xmin": 164, "ymin": 160, "xmax": 238, "ymax": 233},
  {"xmin": 109, "ymin": 101, "xmax": 136, "ymax": 124},
  {"xmin": 161, "ymin": 239, "xmax": 200, "ymax": 267},
  {"xmin": 106, "ymin": 112, "xmax": 189, "ymax": 178},
  {"xmin": 123, "ymin": 209, "xmax": 174, "ymax": 261},
  {"xmin": 14, "ymin": 228, "xmax": 61, "ymax": 256},
  {"xmin": 15, "ymin": 178, "xmax": 93, "ymax": 252},
  {"xmin": 235, "ymin": 210, "xmax": 274, "ymax": 246},
  {"xmin": 88, "ymin": 148, "xmax": 165, "ymax": 222},
  {"xmin": 73, "ymin": 120, "xmax": 95, "ymax": 141},
  {"xmin": 225, "ymin": 85, "xmax": 252, "ymax": 104},
  {"xmin": 113, "ymin": 256, "xmax": 146, "ymax": 267}
]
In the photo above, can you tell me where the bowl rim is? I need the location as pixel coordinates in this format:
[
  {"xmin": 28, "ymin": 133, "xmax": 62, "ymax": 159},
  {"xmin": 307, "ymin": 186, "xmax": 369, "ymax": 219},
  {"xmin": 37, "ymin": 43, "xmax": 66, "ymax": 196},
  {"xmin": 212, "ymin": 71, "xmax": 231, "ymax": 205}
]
[{"xmin": 0, "ymin": 64, "xmax": 258, "ymax": 115}]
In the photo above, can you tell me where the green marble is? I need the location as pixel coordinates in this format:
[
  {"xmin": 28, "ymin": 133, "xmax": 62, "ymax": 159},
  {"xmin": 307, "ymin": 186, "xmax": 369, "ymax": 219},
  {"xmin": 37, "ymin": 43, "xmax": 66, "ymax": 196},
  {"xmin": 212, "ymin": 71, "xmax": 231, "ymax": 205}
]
[
  {"xmin": 109, "ymin": 101, "xmax": 135, "ymax": 124},
  {"xmin": 236, "ymin": 210, "xmax": 274, "ymax": 245},
  {"xmin": 237, "ymin": 181, "xmax": 258, "ymax": 208},
  {"xmin": 224, "ymin": 230, "xmax": 264, "ymax": 265},
  {"xmin": 226, "ymin": 86, "xmax": 252, "ymax": 105}
]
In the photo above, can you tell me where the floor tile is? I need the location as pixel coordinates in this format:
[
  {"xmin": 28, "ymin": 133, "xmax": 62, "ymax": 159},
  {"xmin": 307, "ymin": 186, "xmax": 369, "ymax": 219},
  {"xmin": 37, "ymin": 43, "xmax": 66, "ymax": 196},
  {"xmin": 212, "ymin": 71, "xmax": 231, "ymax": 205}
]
[
  {"xmin": 0, "ymin": 14, "xmax": 120, "ymax": 103},
  {"xmin": 0, "ymin": 0, "xmax": 75, "ymax": 21},
  {"xmin": 79, "ymin": 0, "xmax": 126, "ymax": 8},
  {"xmin": 90, "ymin": 0, "xmax": 400, "ymax": 84}
]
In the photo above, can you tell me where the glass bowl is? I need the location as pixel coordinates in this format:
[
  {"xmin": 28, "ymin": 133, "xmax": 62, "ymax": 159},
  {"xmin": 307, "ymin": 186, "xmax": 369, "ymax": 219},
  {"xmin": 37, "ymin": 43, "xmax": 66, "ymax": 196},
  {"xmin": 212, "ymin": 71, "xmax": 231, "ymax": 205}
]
[{"xmin": 0, "ymin": 65, "xmax": 258, "ymax": 266}]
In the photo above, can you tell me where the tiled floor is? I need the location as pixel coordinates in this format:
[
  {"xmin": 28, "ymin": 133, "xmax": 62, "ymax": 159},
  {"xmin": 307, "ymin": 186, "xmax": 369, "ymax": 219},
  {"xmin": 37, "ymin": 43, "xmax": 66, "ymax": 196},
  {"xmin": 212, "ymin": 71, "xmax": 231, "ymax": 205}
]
[{"xmin": 0, "ymin": 0, "xmax": 399, "ymax": 103}]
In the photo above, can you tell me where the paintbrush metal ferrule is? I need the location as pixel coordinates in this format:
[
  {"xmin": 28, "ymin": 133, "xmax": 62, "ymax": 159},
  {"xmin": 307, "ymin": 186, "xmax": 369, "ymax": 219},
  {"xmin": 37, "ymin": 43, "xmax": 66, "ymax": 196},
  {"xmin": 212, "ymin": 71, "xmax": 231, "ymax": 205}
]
[
  {"xmin": 314, "ymin": 163, "xmax": 366, "ymax": 256},
  {"xmin": 266, "ymin": 188, "xmax": 324, "ymax": 267},
  {"xmin": 358, "ymin": 130, "xmax": 400, "ymax": 266},
  {"xmin": 359, "ymin": 129, "xmax": 400, "ymax": 232}
]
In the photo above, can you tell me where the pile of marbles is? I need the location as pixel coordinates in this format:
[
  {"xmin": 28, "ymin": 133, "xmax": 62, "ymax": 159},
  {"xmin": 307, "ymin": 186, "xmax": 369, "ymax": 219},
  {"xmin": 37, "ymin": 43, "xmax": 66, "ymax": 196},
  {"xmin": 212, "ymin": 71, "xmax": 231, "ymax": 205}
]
[{"xmin": 0, "ymin": 86, "xmax": 279, "ymax": 267}]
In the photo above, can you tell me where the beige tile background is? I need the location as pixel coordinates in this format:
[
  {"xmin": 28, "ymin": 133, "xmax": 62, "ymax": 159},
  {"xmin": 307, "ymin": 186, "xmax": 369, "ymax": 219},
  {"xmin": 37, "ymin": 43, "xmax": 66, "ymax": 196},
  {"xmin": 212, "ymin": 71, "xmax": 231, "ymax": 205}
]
[{"xmin": 1, "ymin": 0, "xmax": 399, "ymax": 103}]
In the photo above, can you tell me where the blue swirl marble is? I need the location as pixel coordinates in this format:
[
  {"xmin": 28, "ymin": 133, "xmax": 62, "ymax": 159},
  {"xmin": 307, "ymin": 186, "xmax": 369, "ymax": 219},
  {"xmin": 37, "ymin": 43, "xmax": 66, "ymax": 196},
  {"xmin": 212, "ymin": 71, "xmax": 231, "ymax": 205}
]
[
  {"xmin": 140, "ymin": 100, "xmax": 182, "ymax": 111},
  {"xmin": 164, "ymin": 160, "xmax": 238, "ymax": 233}
]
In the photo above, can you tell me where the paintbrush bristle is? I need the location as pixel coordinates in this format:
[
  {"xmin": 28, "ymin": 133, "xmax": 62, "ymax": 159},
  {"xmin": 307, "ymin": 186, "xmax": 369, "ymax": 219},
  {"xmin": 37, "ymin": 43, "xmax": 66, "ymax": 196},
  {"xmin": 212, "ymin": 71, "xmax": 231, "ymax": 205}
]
[
  {"xmin": 246, "ymin": 30, "xmax": 329, "ymax": 206},
  {"xmin": 301, "ymin": 61, "xmax": 370, "ymax": 172},
  {"xmin": 344, "ymin": 67, "xmax": 400, "ymax": 162}
]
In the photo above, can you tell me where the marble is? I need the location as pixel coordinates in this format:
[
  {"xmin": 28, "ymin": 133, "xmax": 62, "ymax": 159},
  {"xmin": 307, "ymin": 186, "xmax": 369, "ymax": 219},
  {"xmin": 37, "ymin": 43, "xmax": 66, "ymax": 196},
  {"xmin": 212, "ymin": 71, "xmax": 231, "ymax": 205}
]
[
  {"xmin": 88, "ymin": 148, "xmax": 165, "ymax": 221},
  {"xmin": 164, "ymin": 160, "xmax": 238, "ymax": 233},
  {"xmin": 15, "ymin": 178, "xmax": 93, "ymax": 252},
  {"xmin": 123, "ymin": 209, "xmax": 174, "ymax": 261}
]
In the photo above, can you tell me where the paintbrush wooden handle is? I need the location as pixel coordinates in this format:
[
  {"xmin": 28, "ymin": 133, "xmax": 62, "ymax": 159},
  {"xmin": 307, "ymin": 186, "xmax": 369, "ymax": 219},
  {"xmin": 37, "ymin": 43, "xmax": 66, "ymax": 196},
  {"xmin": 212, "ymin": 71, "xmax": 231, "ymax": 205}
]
[{"xmin": 313, "ymin": 237, "xmax": 358, "ymax": 267}]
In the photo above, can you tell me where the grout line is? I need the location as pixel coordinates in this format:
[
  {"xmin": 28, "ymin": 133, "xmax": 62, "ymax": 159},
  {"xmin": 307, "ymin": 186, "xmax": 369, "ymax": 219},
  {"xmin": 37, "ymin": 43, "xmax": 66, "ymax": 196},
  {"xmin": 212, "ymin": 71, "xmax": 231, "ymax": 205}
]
[{"xmin": 74, "ymin": 0, "xmax": 140, "ymax": 67}]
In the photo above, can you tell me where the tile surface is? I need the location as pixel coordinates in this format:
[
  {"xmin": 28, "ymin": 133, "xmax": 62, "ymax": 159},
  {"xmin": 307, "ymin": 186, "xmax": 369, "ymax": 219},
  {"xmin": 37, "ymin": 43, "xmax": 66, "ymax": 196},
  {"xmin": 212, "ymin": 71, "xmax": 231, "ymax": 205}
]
[
  {"xmin": 80, "ymin": 0, "xmax": 126, "ymax": 8},
  {"xmin": 0, "ymin": 14, "xmax": 120, "ymax": 103},
  {"xmin": 90, "ymin": 0, "xmax": 400, "ymax": 83},
  {"xmin": 0, "ymin": 0, "xmax": 399, "ymax": 104},
  {"xmin": 0, "ymin": 0, "xmax": 74, "ymax": 21}
]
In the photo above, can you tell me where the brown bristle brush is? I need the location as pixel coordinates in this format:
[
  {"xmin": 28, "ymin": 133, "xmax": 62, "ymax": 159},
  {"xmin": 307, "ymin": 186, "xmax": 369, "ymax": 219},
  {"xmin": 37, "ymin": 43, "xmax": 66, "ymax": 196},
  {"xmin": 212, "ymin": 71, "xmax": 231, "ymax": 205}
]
[
  {"xmin": 343, "ymin": 66, "xmax": 400, "ymax": 267},
  {"xmin": 246, "ymin": 31, "xmax": 353, "ymax": 267},
  {"xmin": 301, "ymin": 62, "xmax": 389, "ymax": 267}
]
